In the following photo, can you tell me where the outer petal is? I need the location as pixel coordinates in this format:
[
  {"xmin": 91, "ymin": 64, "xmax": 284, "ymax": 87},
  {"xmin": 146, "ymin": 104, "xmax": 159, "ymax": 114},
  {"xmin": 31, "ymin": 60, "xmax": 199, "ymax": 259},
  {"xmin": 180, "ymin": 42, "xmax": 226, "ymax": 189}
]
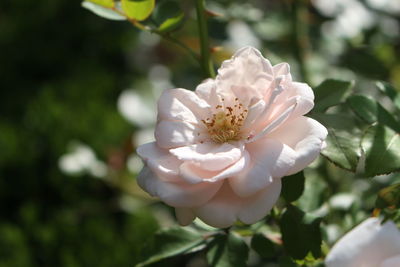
[
  {"xmin": 229, "ymin": 139, "xmax": 296, "ymax": 197},
  {"xmin": 136, "ymin": 142, "xmax": 181, "ymax": 181},
  {"xmin": 267, "ymin": 116, "xmax": 327, "ymax": 175},
  {"xmin": 155, "ymin": 120, "xmax": 204, "ymax": 148},
  {"xmin": 179, "ymin": 152, "xmax": 249, "ymax": 184},
  {"xmin": 170, "ymin": 142, "xmax": 243, "ymax": 171},
  {"xmin": 380, "ymin": 255, "xmax": 400, "ymax": 267},
  {"xmin": 137, "ymin": 167, "xmax": 223, "ymax": 207},
  {"xmin": 193, "ymin": 179, "xmax": 281, "ymax": 228},
  {"xmin": 175, "ymin": 207, "xmax": 195, "ymax": 226},
  {"xmin": 325, "ymin": 218, "xmax": 400, "ymax": 267},
  {"xmin": 158, "ymin": 88, "xmax": 211, "ymax": 123},
  {"xmin": 216, "ymin": 47, "xmax": 274, "ymax": 101}
]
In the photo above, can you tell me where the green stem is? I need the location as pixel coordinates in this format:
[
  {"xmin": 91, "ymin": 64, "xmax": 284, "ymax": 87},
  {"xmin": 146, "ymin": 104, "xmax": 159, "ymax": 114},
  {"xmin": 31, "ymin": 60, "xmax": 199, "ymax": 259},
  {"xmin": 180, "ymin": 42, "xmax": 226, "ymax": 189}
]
[
  {"xmin": 290, "ymin": 0, "xmax": 310, "ymax": 84},
  {"xmin": 195, "ymin": 0, "xmax": 215, "ymax": 78}
]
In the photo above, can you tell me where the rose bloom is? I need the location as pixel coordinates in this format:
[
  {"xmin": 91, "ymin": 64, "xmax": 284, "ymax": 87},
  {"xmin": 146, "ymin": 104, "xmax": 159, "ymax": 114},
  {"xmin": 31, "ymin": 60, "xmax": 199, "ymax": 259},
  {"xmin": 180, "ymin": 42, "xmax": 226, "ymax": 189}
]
[
  {"xmin": 137, "ymin": 47, "xmax": 327, "ymax": 228},
  {"xmin": 326, "ymin": 218, "xmax": 400, "ymax": 267}
]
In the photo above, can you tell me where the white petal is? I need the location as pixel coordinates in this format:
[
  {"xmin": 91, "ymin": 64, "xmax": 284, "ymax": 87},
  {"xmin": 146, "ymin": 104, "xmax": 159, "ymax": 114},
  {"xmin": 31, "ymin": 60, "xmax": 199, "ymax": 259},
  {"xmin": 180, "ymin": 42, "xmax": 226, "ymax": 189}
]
[
  {"xmin": 137, "ymin": 167, "xmax": 223, "ymax": 207},
  {"xmin": 248, "ymin": 97, "xmax": 298, "ymax": 143},
  {"xmin": 179, "ymin": 152, "xmax": 249, "ymax": 184},
  {"xmin": 175, "ymin": 207, "xmax": 195, "ymax": 226},
  {"xmin": 216, "ymin": 47, "xmax": 274, "ymax": 99},
  {"xmin": 136, "ymin": 142, "xmax": 181, "ymax": 181},
  {"xmin": 326, "ymin": 218, "xmax": 400, "ymax": 267},
  {"xmin": 380, "ymin": 255, "xmax": 400, "ymax": 267},
  {"xmin": 267, "ymin": 116, "xmax": 327, "ymax": 175},
  {"xmin": 229, "ymin": 139, "xmax": 296, "ymax": 197},
  {"xmin": 193, "ymin": 179, "xmax": 281, "ymax": 228},
  {"xmin": 155, "ymin": 120, "xmax": 203, "ymax": 148},
  {"xmin": 170, "ymin": 142, "xmax": 244, "ymax": 171},
  {"xmin": 158, "ymin": 89, "xmax": 211, "ymax": 123},
  {"xmin": 82, "ymin": 2, "xmax": 126, "ymax": 21}
]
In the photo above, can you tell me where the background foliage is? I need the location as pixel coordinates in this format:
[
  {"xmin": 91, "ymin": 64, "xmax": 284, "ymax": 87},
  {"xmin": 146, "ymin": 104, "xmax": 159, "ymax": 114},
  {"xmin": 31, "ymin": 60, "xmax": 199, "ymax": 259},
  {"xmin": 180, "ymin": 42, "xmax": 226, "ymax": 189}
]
[{"xmin": 1, "ymin": 0, "xmax": 400, "ymax": 266}]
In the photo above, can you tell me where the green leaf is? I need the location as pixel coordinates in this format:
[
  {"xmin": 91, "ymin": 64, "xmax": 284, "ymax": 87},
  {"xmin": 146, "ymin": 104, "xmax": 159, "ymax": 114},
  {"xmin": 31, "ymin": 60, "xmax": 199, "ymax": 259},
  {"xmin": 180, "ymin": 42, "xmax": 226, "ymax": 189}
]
[
  {"xmin": 153, "ymin": 1, "xmax": 185, "ymax": 33},
  {"xmin": 376, "ymin": 81, "xmax": 400, "ymax": 110},
  {"xmin": 281, "ymin": 171, "xmax": 305, "ymax": 203},
  {"xmin": 82, "ymin": 1, "xmax": 126, "ymax": 20},
  {"xmin": 279, "ymin": 256, "xmax": 300, "ymax": 267},
  {"xmin": 87, "ymin": 0, "xmax": 114, "ymax": 8},
  {"xmin": 207, "ymin": 232, "xmax": 249, "ymax": 267},
  {"xmin": 280, "ymin": 205, "xmax": 322, "ymax": 260},
  {"xmin": 347, "ymin": 95, "xmax": 400, "ymax": 132},
  {"xmin": 250, "ymin": 233, "xmax": 276, "ymax": 258},
  {"xmin": 361, "ymin": 124, "xmax": 400, "ymax": 177},
  {"xmin": 136, "ymin": 227, "xmax": 205, "ymax": 267},
  {"xmin": 311, "ymin": 113, "xmax": 361, "ymax": 171},
  {"xmin": 121, "ymin": 0, "xmax": 155, "ymax": 21},
  {"xmin": 313, "ymin": 79, "xmax": 354, "ymax": 112}
]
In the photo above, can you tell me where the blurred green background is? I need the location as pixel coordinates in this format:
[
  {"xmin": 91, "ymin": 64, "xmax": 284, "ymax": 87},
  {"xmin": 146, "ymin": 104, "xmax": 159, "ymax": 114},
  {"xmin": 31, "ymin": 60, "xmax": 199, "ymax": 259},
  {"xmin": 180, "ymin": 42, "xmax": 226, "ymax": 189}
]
[{"xmin": 1, "ymin": 0, "xmax": 399, "ymax": 266}]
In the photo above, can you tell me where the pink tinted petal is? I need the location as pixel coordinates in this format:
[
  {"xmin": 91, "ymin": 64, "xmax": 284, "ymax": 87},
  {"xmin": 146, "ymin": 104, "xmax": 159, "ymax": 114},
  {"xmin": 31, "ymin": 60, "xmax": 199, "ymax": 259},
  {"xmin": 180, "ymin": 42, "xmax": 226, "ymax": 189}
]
[
  {"xmin": 268, "ymin": 116, "xmax": 327, "ymax": 175},
  {"xmin": 170, "ymin": 142, "xmax": 244, "ymax": 171},
  {"xmin": 158, "ymin": 89, "xmax": 211, "ymax": 123},
  {"xmin": 248, "ymin": 97, "xmax": 298, "ymax": 143},
  {"xmin": 179, "ymin": 152, "xmax": 249, "ymax": 184},
  {"xmin": 175, "ymin": 207, "xmax": 195, "ymax": 226},
  {"xmin": 194, "ymin": 179, "xmax": 281, "ymax": 228},
  {"xmin": 242, "ymin": 99, "xmax": 266, "ymax": 131},
  {"xmin": 238, "ymin": 178, "xmax": 281, "ymax": 224},
  {"xmin": 155, "ymin": 120, "xmax": 204, "ymax": 148},
  {"xmin": 273, "ymin": 62, "xmax": 292, "ymax": 82},
  {"xmin": 136, "ymin": 142, "xmax": 181, "ymax": 181},
  {"xmin": 230, "ymin": 139, "xmax": 296, "ymax": 197},
  {"xmin": 137, "ymin": 167, "xmax": 223, "ymax": 207},
  {"xmin": 216, "ymin": 47, "xmax": 274, "ymax": 100},
  {"xmin": 380, "ymin": 255, "xmax": 400, "ymax": 267},
  {"xmin": 195, "ymin": 79, "xmax": 220, "ymax": 106},
  {"xmin": 326, "ymin": 218, "xmax": 400, "ymax": 267},
  {"xmin": 289, "ymin": 82, "xmax": 314, "ymax": 117}
]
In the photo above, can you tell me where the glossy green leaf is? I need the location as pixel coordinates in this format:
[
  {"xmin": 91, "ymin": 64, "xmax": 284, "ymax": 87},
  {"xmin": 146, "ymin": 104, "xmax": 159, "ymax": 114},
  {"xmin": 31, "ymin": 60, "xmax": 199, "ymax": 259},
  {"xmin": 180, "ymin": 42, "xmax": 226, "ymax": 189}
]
[
  {"xmin": 377, "ymin": 81, "xmax": 400, "ymax": 110},
  {"xmin": 311, "ymin": 113, "xmax": 361, "ymax": 172},
  {"xmin": 250, "ymin": 233, "xmax": 276, "ymax": 258},
  {"xmin": 136, "ymin": 227, "xmax": 205, "ymax": 267},
  {"xmin": 207, "ymin": 232, "xmax": 249, "ymax": 267},
  {"xmin": 280, "ymin": 205, "xmax": 322, "ymax": 260},
  {"xmin": 153, "ymin": 1, "xmax": 184, "ymax": 33},
  {"xmin": 361, "ymin": 124, "xmax": 400, "ymax": 177},
  {"xmin": 347, "ymin": 95, "xmax": 400, "ymax": 132},
  {"xmin": 82, "ymin": 1, "xmax": 126, "ymax": 20},
  {"xmin": 281, "ymin": 171, "xmax": 305, "ymax": 203},
  {"xmin": 87, "ymin": 0, "xmax": 114, "ymax": 7},
  {"xmin": 121, "ymin": 0, "xmax": 155, "ymax": 21},
  {"xmin": 313, "ymin": 79, "xmax": 354, "ymax": 112}
]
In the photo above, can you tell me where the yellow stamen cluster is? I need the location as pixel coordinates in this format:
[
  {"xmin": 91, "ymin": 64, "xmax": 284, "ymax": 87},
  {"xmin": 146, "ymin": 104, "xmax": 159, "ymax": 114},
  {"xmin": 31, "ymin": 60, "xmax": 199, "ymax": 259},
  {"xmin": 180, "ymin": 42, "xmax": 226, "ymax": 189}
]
[{"xmin": 202, "ymin": 98, "xmax": 248, "ymax": 143}]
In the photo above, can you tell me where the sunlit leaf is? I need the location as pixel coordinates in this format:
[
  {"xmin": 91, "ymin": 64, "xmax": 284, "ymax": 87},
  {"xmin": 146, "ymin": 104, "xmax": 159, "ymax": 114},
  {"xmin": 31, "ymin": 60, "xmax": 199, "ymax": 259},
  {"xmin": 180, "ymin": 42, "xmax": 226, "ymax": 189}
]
[
  {"xmin": 361, "ymin": 124, "xmax": 400, "ymax": 177},
  {"xmin": 82, "ymin": 1, "xmax": 126, "ymax": 20},
  {"xmin": 136, "ymin": 227, "xmax": 205, "ymax": 267},
  {"xmin": 250, "ymin": 233, "xmax": 276, "ymax": 258},
  {"xmin": 280, "ymin": 205, "xmax": 322, "ymax": 260},
  {"xmin": 313, "ymin": 79, "xmax": 354, "ymax": 112},
  {"xmin": 347, "ymin": 95, "xmax": 400, "ymax": 132},
  {"xmin": 153, "ymin": 1, "xmax": 184, "ymax": 33},
  {"xmin": 311, "ymin": 113, "xmax": 361, "ymax": 172},
  {"xmin": 376, "ymin": 81, "xmax": 400, "ymax": 110},
  {"xmin": 87, "ymin": 0, "xmax": 114, "ymax": 8},
  {"xmin": 207, "ymin": 232, "xmax": 249, "ymax": 267},
  {"xmin": 281, "ymin": 171, "xmax": 305, "ymax": 203},
  {"xmin": 121, "ymin": 0, "xmax": 155, "ymax": 21}
]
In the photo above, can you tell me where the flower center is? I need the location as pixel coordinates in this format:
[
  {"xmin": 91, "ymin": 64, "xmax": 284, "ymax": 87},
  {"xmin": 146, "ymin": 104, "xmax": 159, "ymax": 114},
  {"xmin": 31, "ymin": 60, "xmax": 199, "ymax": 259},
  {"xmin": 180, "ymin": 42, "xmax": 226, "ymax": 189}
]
[{"xmin": 202, "ymin": 98, "xmax": 248, "ymax": 143}]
